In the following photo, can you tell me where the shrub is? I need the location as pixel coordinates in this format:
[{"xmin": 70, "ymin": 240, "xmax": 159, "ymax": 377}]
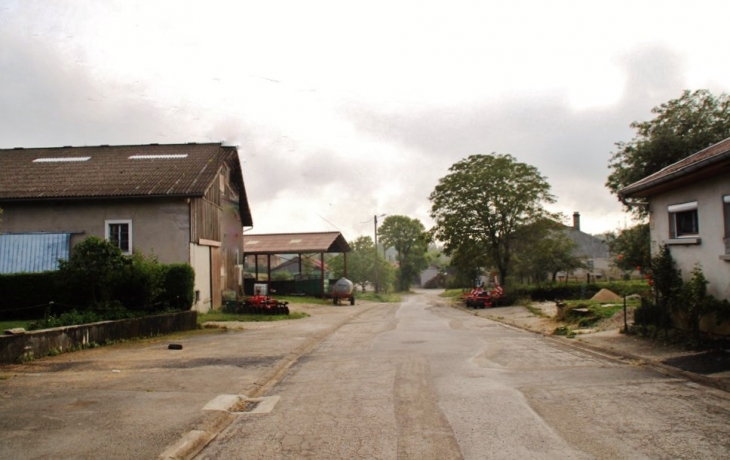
[
  {"xmin": 161, "ymin": 264, "xmax": 195, "ymax": 310},
  {"xmin": 113, "ymin": 252, "xmax": 165, "ymax": 313}
]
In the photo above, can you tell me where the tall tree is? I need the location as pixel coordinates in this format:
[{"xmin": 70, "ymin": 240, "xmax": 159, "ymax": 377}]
[
  {"xmin": 377, "ymin": 215, "xmax": 429, "ymax": 291},
  {"xmin": 429, "ymin": 154, "xmax": 555, "ymax": 286},
  {"xmin": 607, "ymin": 89, "xmax": 730, "ymax": 216},
  {"xmin": 605, "ymin": 222, "xmax": 651, "ymax": 273}
]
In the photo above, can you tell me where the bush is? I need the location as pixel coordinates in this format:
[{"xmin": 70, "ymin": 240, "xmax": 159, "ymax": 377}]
[
  {"xmin": 161, "ymin": 264, "xmax": 195, "ymax": 310},
  {"xmin": 112, "ymin": 252, "xmax": 166, "ymax": 312}
]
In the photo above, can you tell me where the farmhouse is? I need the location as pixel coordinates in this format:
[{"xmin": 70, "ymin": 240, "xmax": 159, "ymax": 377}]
[
  {"xmin": 619, "ymin": 136, "xmax": 730, "ymax": 301},
  {"xmin": 0, "ymin": 143, "xmax": 252, "ymax": 312}
]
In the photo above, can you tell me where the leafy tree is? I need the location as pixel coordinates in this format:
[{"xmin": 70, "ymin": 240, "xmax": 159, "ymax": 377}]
[
  {"xmin": 429, "ymin": 154, "xmax": 555, "ymax": 286},
  {"xmin": 605, "ymin": 223, "xmax": 651, "ymax": 273},
  {"xmin": 329, "ymin": 235, "xmax": 376, "ymax": 292},
  {"xmin": 512, "ymin": 218, "xmax": 585, "ymax": 283},
  {"xmin": 378, "ymin": 215, "xmax": 430, "ymax": 291},
  {"xmin": 607, "ymin": 89, "xmax": 730, "ymax": 216},
  {"xmin": 330, "ymin": 236, "xmax": 396, "ymax": 292},
  {"xmin": 446, "ymin": 240, "xmax": 489, "ymax": 287}
]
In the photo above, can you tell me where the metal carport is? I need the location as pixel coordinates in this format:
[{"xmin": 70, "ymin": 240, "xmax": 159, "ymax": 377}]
[{"xmin": 242, "ymin": 231, "xmax": 351, "ymax": 297}]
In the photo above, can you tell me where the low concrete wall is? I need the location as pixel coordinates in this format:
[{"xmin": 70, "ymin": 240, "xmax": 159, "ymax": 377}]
[{"xmin": 0, "ymin": 311, "xmax": 197, "ymax": 365}]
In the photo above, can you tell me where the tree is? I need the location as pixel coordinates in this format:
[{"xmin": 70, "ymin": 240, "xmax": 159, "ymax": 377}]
[
  {"xmin": 429, "ymin": 154, "xmax": 556, "ymax": 286},
  {"xmin": 607, "ymin": 89, "xmax": 730, "ymax": 216},
  {"xmin": 446, "ymin": 240, "xmax": 489, "ymax": 287},
  {"xmin": 328, "ymin": 235, "xmax": 376, "ymax": 292},
  {"xmin": 605, "ymin": 223, "xmax": 651, "ymax": 274},
  {"xmin": 377, "ymin": 215, "xmax": 430, "ymax": 291},
  {"xmin": 511, "ymin": 218, "xmax": 585, "ymax": 283}
]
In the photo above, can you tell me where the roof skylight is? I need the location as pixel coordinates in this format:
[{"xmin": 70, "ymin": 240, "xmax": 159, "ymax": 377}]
[
  {"xmin": 128, "ymin": 154, "xmax": 188, "ymax": 160},
  {"xmin": 33, "ymin": 157, "xmax": 91, "ymax": 163}
]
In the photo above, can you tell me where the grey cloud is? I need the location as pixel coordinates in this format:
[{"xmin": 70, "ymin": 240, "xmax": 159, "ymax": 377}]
[
  {"xmin": 0, "ymin": 31, "xmax": 183, "ymax": 148},
  {"xmin": 340, "ymin": 45, "xmax": 695, "ymax": 220}
]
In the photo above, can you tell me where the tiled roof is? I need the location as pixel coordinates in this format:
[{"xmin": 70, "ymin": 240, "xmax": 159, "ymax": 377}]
[
  {"xmin": 243, "ymin": 232, "xmax": 351, "ymax": 254},
  {"xmin": 619, "ymin": 136, "xmax": 730, "ymax": 198},
  {"xmin": 0, "ymin": 143, "xmax": 236, "ymax": 200}
]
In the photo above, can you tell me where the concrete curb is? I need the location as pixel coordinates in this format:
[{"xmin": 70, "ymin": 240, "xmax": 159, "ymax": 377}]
[
  {"xmin": 449, "ymin": 301, "xmax": 730, "ymax": 395},
  {"xmin": 158, "ymin": 302, "xmax": 388, "ymax": 460}
]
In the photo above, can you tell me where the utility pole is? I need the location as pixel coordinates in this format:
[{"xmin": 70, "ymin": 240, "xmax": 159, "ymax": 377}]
[
  {"xmin": 373, "ymin": 214, "xmax": 386, "ymax": 293},
  {"xmin": 374, "ymin": 214, "xmax": 379, "ymax": 294}
]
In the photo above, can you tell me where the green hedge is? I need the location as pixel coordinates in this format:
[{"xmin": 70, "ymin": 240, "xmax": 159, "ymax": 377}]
[
  {"xmin": 0, "ymin": 263, "xmax": 196, "ymax": 321},
  {"xmin": 0, "ymin": 272, "xmax": 66, "ymax": 320}
]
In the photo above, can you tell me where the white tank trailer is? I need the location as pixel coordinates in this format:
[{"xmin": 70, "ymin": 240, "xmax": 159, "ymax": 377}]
[{"xmin": 332, "ymin": 277, "xmax": 355, "ymax": 305}]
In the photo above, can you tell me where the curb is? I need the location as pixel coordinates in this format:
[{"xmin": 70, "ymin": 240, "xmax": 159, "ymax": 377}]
[
  {"xmin": 158, "ymin": 302, "xmax": 389, "ymax": 460},
  {"xmin": 449, "ymin": 301, "xmax": 730, "ymax": 395}
]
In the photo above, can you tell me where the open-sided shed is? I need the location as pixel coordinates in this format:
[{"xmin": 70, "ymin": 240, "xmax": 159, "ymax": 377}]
[{"xmin": 243, "ymin": 231, "xmax": 351, "ymax": 296}]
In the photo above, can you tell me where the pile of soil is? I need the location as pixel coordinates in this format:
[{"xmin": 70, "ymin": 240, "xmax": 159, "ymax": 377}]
[{"xmin": 591, "ymin": 288, "xmax": 622, "ymax": 302}]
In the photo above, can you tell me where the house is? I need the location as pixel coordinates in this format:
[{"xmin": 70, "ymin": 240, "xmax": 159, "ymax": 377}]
[
  {"xmin": 560, "ymin": 212, "xmax": 612, "ymax": 281},
  {"xmin": 618, "ymin": 136, "xmax": 730, "ymax": 301},
  {"xmin": 0, "ymin": 143, "xmax": 253, "ymax": 312}
]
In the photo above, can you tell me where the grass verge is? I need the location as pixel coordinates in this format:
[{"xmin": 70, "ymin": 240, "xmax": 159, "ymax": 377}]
[{"xmin": 198, "ymin": 311, "xmax": 309, "ymax": 325}]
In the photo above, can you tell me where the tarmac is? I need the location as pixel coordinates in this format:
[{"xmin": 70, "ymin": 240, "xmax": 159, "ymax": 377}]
[
  {"xmin": 460, "ymin": 299, "xmax": 730, "ymax": 394},
  {"xmin": 1, "ymin": 292, "xmax": 730, "ymax": 460}
]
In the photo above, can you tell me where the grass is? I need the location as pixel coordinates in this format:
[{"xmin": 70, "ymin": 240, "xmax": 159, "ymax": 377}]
[
  {"xmin": 355, "ymin": 292, "xmax": 402, "ymax": 303},
  {"xmin": 441, "ymin": 288, "xmax": 468, "ymax": 299},
  {"xmin": 0, "ymin": 320, "xmax": 31, "ymax": 331},
  {"xmin": 526, "ymin": 305, "xmax": 547, "ymax": 317},
  {"xmin": 275, "ymin": 295, "xmax": 332, "ymax": 305},
  {"xmin": 197, "ymin": 311, "xmax": 309, "ymax": 325}
]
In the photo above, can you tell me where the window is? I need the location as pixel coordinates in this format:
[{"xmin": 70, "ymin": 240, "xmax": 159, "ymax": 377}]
[
  {"xmin": 668, "ymin": 201, "xmax": 698, "ymax": 238},
  {"xmin": 105, "ymin": 220, "xmax": 132, "ymax": 254}
]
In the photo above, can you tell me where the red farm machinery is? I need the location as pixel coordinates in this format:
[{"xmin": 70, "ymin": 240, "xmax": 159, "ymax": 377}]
[
  {"xmin": 463, "ymin": 274, "xmax": 505, "ymax": 309},
  {"xmin": 235, "ymin": 283, "xmax": 290, "ymax": 315}
]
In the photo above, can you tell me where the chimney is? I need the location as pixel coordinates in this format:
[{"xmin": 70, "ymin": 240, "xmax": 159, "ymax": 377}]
[{"xmin": 573, "ymin": 212, "xmax": 581, "ymax": 231}]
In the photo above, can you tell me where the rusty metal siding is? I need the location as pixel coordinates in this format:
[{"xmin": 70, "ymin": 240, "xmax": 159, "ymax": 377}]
[{"xmin": 0, "ymin": 233, "xmax": 70, "ymax": 274}]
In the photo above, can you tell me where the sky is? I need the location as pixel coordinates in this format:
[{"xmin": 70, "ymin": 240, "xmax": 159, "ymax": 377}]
[{"xmin": 2, "ymin": 1, "xmax": 730, "ymax": 241}]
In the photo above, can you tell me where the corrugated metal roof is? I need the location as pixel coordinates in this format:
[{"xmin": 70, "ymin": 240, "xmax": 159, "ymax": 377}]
[
  {"xmin": 0, "ymin": 233, "xmax": 71, "ymax": 274},
  {"xmin": 243, "ymin": 232, "xmax": 351, "ymax": 254}
]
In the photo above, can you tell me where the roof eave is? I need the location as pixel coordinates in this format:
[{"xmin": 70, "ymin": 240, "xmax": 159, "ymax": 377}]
[{"xmin": 619, "ymin": 149, "xmax": 730, "ymax": 200}]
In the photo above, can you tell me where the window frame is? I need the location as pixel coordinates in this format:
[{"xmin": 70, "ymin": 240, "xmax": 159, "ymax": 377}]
[
  {"xmin": 105, "ymin": 219, "xmax": 133, "ymax": 255},
  {"xmin": 668, "ymin": 201, "xmax": 699, "ymax": 239}
]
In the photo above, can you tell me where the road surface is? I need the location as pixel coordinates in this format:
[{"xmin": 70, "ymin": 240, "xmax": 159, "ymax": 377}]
[{"xmin": 197, "ymin": 291, "xmax": 730, "ymax": 459}]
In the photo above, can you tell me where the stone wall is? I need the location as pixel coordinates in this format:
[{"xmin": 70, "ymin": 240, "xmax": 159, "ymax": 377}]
[{"xmin": 0, "ymin": 311, "xmax": 197, "ymax": 364}]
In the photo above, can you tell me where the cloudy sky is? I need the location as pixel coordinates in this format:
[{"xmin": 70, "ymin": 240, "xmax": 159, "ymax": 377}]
[{"xmin": 2, "ymin": 1, "xmax": 729, "ymax": 240}]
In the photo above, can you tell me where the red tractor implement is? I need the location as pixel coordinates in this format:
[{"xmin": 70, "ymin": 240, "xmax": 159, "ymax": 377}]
[
  {"xmin": 463, "ymin": 274, "xmax": 505, "ymax": 309},
  {"xmin": 240, "ymin": 283, "xmax": 289, "ymax": 315}
]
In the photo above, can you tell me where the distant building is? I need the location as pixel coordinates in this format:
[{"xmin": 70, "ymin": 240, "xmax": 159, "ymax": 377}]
[{"xmin": 558, "ymin": 212, "xmax": 612, "ymax": 281}]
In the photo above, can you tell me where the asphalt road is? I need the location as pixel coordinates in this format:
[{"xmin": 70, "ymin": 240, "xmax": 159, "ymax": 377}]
[{"xmin": 198, "ymin": 292, "xmax": 730, "ymax": 459}]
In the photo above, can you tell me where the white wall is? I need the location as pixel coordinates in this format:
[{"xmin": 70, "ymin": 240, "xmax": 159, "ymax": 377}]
[
  {"xmin": 190, "ymin": 243, "xmax": 212, "ymax": 313},
  {"xmin": 648, "ymin": 172, "xmax": 730, "ymax": 300}
]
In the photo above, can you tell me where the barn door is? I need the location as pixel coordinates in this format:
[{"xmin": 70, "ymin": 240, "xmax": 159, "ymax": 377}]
[{"xmin": 211, "ymin": 246, "xmax": 222, "ymax": 309}]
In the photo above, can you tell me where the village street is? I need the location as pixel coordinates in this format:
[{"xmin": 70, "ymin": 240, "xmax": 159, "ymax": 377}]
[
  {"xmin": 2, "ymin": 291, "xmax": 730, "ymax": 459},
  {"xmin": 198, "ymin": 291, "xmax": 730, "ymax": 459}
]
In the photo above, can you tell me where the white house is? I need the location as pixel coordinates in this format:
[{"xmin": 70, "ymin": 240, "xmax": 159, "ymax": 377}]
[{"xmin": 619, "ymin": 136, "xmax": 730, "ymax": 301}]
